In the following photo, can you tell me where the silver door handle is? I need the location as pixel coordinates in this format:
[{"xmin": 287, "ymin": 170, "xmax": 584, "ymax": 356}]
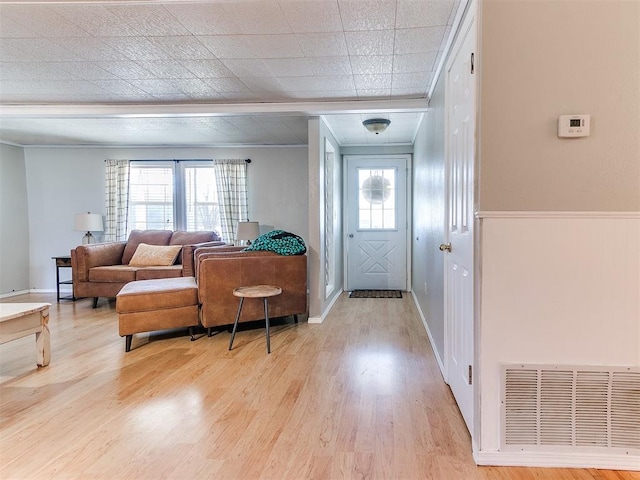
[
  {"xmin": 439, "ymin": 243, "xmax": 452, "ymax": 252},
  {"xmin": 348, "ymin": 234, "xmax": 354, "ymax": 238}
]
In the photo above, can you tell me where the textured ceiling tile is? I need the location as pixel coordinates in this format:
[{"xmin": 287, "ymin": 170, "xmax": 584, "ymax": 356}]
[
  {"xmin": 53, "ymin": 5, "xmax": 142, "ymax": 37},
  {"xmin": 338, "ymin": 0, "xmax": 397, "ymax": 31},
  {"xmin": 221, "ymin": 59, "xmax": 273, "ymax": 77},
  {"xmin": 58, "ymin": 63, "xmax": 119, "ymax": 81},
  {"xmin": 90, "ymin": 80, "xmax": 147, "ymax": 96},
  {"xmin": 344, "ymin": 30, "xmax": 395, "ymax": 56},
  {"xmin": 279, "ymin": 0, "xmax": 343, "ymax": 33},
  {"xmin": 278, "ymin": 75, "xmax": 355, "ymax": 92},
  {"xmin": 350, "ymin": 55, "xmax": 393, "ymax": 75},
  {"xmin": 106, "ymin": 5, "xmax": 191, "ymax": 36},
  {"xmin": 149, "ymin": 36, "xmax": 217, "ymax": 60},
  {"xmin": 202, "ymin": 77, "xmax": 251, "ymax": 93},
  {"xmin": 396, "ymin": 0, "xmax": 455, "ymax": 28},
  {"xmin": 296, "ymin": 33, "xmax": 349, "ymax": 57},
  {"xmin": 394, "ymin": 26, "xmax": 445, "ymax": 54},
  {"xmin": 95, "ymin": 62, "xmax": 156, "ymax": 80},
  {"xmin": 0, "ymin": 22, "xmax": 36, "ymax": 39},
  {"xmin": 51, "ymin": 38, "xmax": 129, "ymax": 62},
  {"xmin": 0, "ymin": 38, "xmax": 77, "ymax": 62},
  {"xmin": 393, "ymin": 52, "xmax": 437, "ymax": 73},
  {"xmin": 264, "ymin": 58, "xmax": 313, "ymax": 77},
  {"xmin": 197, "ymin": 36, "xmax": 258, "ymax": 59},
  {"xmin": 247, "ymin": 35, "xmax": 303, "ymax": 59},
  {"xmin": 139, "ymin": 61, "xmax": 196, "ymax": 79},
  {"xmin": 181, "ymin": 60, "xmax": 235, "ymax": 79},
  {"xmin": 1, "ymin": 5, "xmax": 90, "ymax": 38},
  {"xmin": 356, "ymin": 88, "xmax": 392, "ymax": 98},
  {"xmin": 222, "ymin": 1, "xmax": 291, "ymax": 35},
  {"xmin": 238, "ymin": 76, "xmax": 285, "ymax": 93},
  {"xmin": 392, "ymin": 71, "xmax": 429, "ymax": 89},
  {"xmin": 308, "ymin": 56, "xmax": 352, "ymax": 76},
  {"xmin": 177, "ymin": 79, "xmax": 223, "ymax": 97},
  {"xmin": 353, "ymin": 73, "xmax": 392, "ymax": 90},
  {"xmin": 128, "ymin": 79, "xmax": 183, "ymax": 96},
  {"xmin": 102, "ymin": 37, "xmax": 173, "ymax": 61},
  {"xmin": 164, "ymin": 4, "xmax": 241, "ymax": 35},
  {"xmin": 0, "ymin": 62, "xmax": 73, "ymax": 81}
]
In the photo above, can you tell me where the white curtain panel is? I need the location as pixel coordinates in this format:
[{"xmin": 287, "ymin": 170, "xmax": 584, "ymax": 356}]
[
  {"xmin": 104, "ymin": 159, "xmax": 130, "ymax": 242},
  {"xmin": 213, "ymin": 159, "xmax": 248, "ymax": 243}
]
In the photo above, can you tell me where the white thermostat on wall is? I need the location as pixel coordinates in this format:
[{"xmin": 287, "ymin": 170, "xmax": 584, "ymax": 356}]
[{"xmin": 558, "ymin": 114, "xmax": 590, "ymax": 138}]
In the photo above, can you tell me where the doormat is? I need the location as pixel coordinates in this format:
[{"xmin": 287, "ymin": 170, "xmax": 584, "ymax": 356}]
[{"xmin": 349, "ymin": 290, "xmax": 402, "ymax": 299}]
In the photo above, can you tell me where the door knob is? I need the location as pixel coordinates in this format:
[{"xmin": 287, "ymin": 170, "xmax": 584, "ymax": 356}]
[
  {"xmin": 348, "ymin": 234, "xmax": 354, "ymax": 238},
  {"xmin": 439, "ymin": 243, "xmax": 452, "ymax": 252}
]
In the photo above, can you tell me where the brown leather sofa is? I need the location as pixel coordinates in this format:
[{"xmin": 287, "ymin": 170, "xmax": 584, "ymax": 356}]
[
  {"xmin": 194, "ymin": 246, "xmax": 308, "ymax": 330},
  {"xmin": 72, "ymin": 229, "xmax": 225, "ymax": 307}
]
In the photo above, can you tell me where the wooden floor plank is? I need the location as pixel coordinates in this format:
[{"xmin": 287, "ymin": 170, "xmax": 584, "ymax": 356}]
[{"xmin": 0, "ymin": 292, "xmax": 637, "ymax": 479}]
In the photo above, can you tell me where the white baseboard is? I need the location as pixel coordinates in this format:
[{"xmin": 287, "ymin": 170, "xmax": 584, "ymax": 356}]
[
  {"xmin": 308, "ymin": 288, "xmax": 343, "ymax": 324},
  {"xmin": 410, "ymin": 290, "xmax": 446, "ymax": 380},
  {"xmin": 474, "ymin": 450, "xmax": 640, "ymax": 471},
  {"xmin": 0, "ymin": 289, "xmax": 31, "ymax": 299}
]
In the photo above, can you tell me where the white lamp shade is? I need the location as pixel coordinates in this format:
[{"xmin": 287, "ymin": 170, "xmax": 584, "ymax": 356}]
[
  {"xmin": 236, "ymin": 221, "xmax": 259, "ymax": 241},
  {"xmin": 74, "ymin": 213, "xmax": 103, "ymax": 232}
]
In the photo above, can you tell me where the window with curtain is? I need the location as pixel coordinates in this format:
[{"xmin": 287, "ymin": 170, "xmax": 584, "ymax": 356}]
[{"xmin": 126, "ymin": 160, "xmax": 221, "ymax": 235}]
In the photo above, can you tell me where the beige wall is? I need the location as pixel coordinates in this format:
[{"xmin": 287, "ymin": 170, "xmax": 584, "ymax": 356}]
[{"xmin": 479, "ymin": 0, "xmax": 640, "ymax": 212}]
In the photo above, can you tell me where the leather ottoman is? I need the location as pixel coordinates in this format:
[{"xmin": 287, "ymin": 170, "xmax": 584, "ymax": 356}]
[{"xmin": 116, "ymin": 277, "xmax": 199, "ymax": 352}]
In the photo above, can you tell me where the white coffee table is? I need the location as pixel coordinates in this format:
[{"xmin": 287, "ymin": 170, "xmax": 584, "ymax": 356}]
[{"xmin": 0, "ymin": 303, "xmax": 51, "ymax": 367}]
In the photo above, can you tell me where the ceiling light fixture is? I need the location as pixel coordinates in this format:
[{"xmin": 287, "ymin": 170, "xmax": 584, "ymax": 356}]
[{"xmin": 362, "ymin": 118, "xmax": 391, "ymax": 134}]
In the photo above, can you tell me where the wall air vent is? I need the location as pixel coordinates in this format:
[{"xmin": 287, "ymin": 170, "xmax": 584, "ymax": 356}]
[{"xmin": 501, "ymin": 365, "xmax": 640, "ymax": 452}]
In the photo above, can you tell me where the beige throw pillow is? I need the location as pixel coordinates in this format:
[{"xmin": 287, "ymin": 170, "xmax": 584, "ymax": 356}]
[{"xmin": 128, "ymin": 243, "xmax": 182, "ymax": 267}]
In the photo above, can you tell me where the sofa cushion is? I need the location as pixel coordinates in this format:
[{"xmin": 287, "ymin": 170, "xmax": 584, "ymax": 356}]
[
  {"xmin": 169, "ymin": 230, "xmax": 220, "ymax": 246},
  {"xmin": 129, "ymin": 243, "xmax": 182, "ymax": 267},
  {"xmin": 89, "ymin": 265, "xmax": 138, "ymax": 283},
  {"xmin": 135, "ymin": 266, "xmax": 183, "ymax": 280},
  {"xmin": 122, "ymin": 230, "xmax": 173, "ymax": 265}
]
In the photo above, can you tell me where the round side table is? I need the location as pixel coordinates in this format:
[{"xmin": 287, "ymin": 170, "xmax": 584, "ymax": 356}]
[{"xmin": 229, "ymin": 285, "xmax": 282, "ymax": 354}]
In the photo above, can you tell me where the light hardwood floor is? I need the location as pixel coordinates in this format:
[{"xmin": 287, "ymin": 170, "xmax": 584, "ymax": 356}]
[{"xmin": 0, "ymin": 292, "xmax": 638, "ymax": 480}]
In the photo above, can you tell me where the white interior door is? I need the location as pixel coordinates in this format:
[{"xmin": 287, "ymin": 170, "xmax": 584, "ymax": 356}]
[
  {"xmin": 344, "ymin": 155, "xmax": 408, "ymax": 291},
  {"xmin": 444, "ymin": 4, "xmax": 477, "ymax": 436}
]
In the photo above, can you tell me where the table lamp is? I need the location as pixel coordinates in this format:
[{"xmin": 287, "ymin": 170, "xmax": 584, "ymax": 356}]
[
  {"xmin": 74, "ymin": 213, "xmax": 103, "ymax": 244},
  {"xmin": 236, "ymin": 221, "xmax": 259, "ymax": 246}
]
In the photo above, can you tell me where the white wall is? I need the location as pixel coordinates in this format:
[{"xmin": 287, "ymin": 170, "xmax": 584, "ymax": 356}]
[
  {"xmin": 0, "ymin": 143, "xmax": 30, "ymax": 295},
  {"xmin": 23, "ymin": 146, "xmax": 308, "ymax": 291},
  {"xmin": 307, "ymin": 117, "xmax": 343, "ymax": 321},
  {"xmin": 477, "ymin": 214, "xmax": 640, "ymax": 467},
  {"xmin": 412, "ymin": 75, "xmax": 446, "ymax": 366}
]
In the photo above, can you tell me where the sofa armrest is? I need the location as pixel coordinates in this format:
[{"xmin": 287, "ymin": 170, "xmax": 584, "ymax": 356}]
[
  {"xmin": 72, "ymin": 242, "xmax": 127, "ymax": 282},
  {"xmin": 180, "ymin": 241, "xmax": 227, "ymax": 277}
]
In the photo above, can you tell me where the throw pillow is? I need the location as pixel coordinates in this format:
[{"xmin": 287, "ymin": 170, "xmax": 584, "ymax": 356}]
[
  {"xmin": 128, "ymin": 243, "xmax": 182, "ymax": 266},
  {"xmin": 245, "ymin": 230, "xmax": 306, "ymax": 255}
]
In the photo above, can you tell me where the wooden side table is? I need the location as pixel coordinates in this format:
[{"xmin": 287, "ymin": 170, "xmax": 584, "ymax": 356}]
[
  {"xmin": 229, "ymin": 285, "xmax": 282, "ymax": 354},
  {"xmin": 52, "ymin": 256, "xmax": 75, "ymax": 302}
]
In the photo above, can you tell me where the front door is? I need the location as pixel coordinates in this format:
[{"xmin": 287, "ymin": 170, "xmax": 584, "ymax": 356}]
[
  {"xmin": 344, "ymin": 155, "xmax": 409, "ymax": 291},
  {"xmin": 444, "ymin": 3, "xmax": 477, "ymax": 436}
]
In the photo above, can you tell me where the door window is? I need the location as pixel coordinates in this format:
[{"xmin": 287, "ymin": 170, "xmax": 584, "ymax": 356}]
[{"xmin": 358, "ymin": 168, "xmax": 396, "ymax": 230}]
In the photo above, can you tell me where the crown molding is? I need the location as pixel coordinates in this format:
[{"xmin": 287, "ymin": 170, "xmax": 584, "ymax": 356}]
[{"xmin": 0, "ymin": 99, "xmax": 428, "ymax": 119}]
